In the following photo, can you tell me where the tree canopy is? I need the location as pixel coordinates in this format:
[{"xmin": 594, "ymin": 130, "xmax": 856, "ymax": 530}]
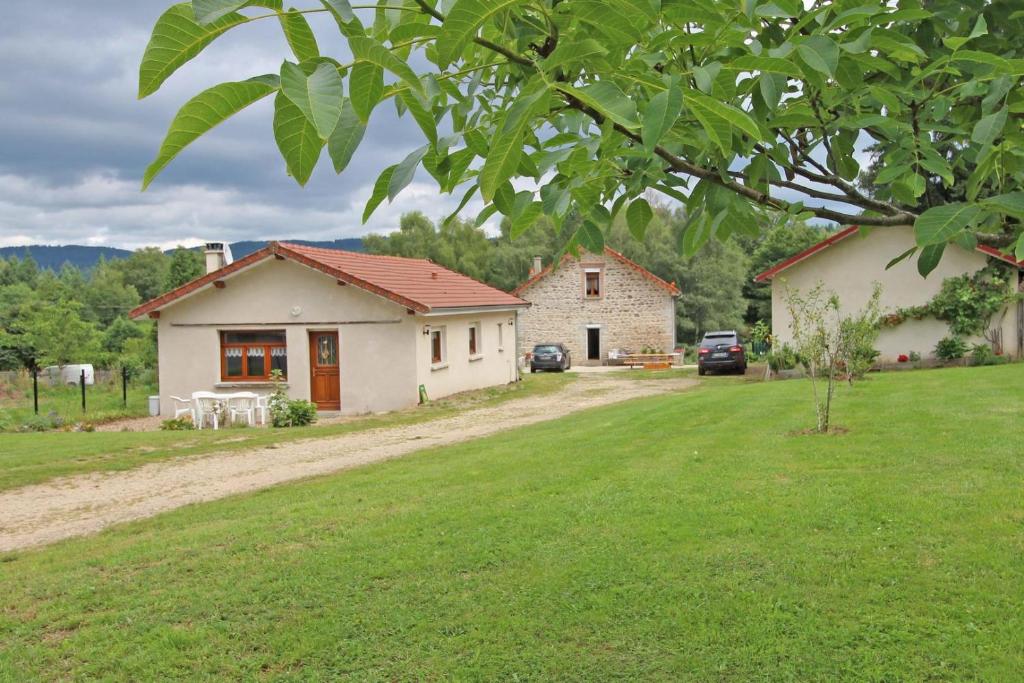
[{"xmin": 139, "ymin": 0, "xmax": 1024, "ymax": 276}]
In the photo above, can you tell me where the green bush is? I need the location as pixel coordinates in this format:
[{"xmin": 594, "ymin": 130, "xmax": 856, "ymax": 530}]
[
  {"xmin": 19, "ymin": 412, "xmax": 63, "ymax": 432},
  {"xmin": 935, "ymin": 336, "xmax": 969, "ymax": 361},
  {"xmin": 969, "ymin": 344, "xmax": 1009, "ymax": 367},
  {"xmin": 160, "ymin": 416, "xmax": 195, "ymax": 431},
  {"xmin": 266, "ymin": 368, "xmax": 318, "ymax": 428},
  {"xmin": 767, "ymin": 344, "xmax": 798, "ymax": 371}
]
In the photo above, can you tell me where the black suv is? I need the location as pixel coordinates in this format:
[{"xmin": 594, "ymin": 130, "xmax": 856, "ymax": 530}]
[
  {"xmin": 530, "ymin": 343, "xmax": 571, "ymax": 372},
  {"xmin": 697, "ymin": 331, "xmax": 747, "ymax": 375}
]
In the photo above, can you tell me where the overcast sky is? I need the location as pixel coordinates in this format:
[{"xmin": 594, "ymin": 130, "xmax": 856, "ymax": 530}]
[{"xmin": 0, "ymin": 2, "xmax": 494, "ymax": 250}]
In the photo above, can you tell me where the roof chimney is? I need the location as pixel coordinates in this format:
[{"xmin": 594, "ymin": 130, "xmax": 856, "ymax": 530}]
[
  {"xmin": 530, "ymin": 256, "xmax": 543, "ymax": 277},
  {"xmin": 203, "ymin": 242, "xmax": 233, "ymax": 274}
]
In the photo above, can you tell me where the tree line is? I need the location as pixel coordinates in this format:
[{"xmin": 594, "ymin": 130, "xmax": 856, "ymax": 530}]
[
  {"xmin": 0, "ymin": 247, "xmax": 204, "ymax": 371},
  {"xmin": 365, "ymin": 207, "xmax": 823, "ymax": 344}
]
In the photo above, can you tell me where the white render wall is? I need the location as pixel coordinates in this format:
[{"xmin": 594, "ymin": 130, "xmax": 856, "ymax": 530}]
[
  {"xmin": 154, "ymin": 258, "xmax": 518, "ymax": 417},
  {"xmin": 769, "ymin": 225, "xmax": 1021, "ymax": 361},
  {"xmin": 415, "ymin": 310, "xmax": 520, "ymax": 402},
  {"xmin": 516, "ymin": 251, "xmax": 677, "ymax": 364}
]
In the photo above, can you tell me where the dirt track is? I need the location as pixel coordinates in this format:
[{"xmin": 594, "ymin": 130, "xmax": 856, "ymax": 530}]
[{"xmin": 0, "ymin": 374, "xmax": 696, "ymax": 552}]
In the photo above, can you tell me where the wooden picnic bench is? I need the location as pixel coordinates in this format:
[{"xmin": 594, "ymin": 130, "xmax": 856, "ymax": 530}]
[{"xmin": 615, "ymin": 352, "xmax": 680, "ymax": 369}]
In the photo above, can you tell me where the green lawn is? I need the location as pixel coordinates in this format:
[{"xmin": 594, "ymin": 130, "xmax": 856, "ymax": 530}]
[
  {"xmin": 0, "ymin": 371, "xmax": 574, "ymax": 492},
  {"xmin": 0, "ymin": 377, "xmax": 157, "ymax": 431},
  {"xmin": 2, "ymin": 365, "xmax": 1023, "ymax": 679}
]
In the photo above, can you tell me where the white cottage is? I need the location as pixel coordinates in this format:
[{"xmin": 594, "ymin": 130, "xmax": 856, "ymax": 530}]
[
  {"xmin": 756, "ymin": 225, "xmax": 1024, "ymax": 361},
  {"xmin": 130, "ymin": 242, "xmax": 529, "ymax": 416}
]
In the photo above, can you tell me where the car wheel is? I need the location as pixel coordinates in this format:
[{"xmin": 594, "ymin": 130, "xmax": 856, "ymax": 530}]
[
  {"xmin": 698, "ymin": 366, "xmax": 706, "ymax": 376},
  {"xmin": 530, "ymin": 366, "xmax": 537, "ymax": 373}
]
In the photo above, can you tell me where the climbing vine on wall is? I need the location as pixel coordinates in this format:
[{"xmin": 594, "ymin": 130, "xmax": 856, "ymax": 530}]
[{"xmin": 880, "ymin": 262, "xmax": 1021, "ymax": 337}]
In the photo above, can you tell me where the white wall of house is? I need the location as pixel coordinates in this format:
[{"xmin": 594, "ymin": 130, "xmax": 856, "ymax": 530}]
[
  {"xmin": 414, "ymin": 310, "xmax": 519, "ymax": 402},
  {"xmin": 516, "ymin": 251, "xmax": 677, "ymax": 364},
  {"xmin": 769, "ymin": 225, "xmax": 1021, "ymax": 361}
]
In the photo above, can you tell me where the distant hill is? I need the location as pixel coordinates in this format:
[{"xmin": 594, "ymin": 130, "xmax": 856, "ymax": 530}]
[{"xmin": 0, "ymin": 238, "xmax": 365, "ymax": 271}]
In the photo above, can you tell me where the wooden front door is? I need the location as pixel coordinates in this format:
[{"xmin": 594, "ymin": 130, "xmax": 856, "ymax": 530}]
[{"xmin": 309, "ymin": 331, "xmax": 340, "ymax": 410}]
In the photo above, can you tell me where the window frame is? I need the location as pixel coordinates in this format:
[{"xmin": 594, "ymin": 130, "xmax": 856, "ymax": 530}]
[
  {"xmin": 468, "ymin": 321, "xmax": 482, "ymax": 358},
  {"xmin": 220, "ymin": 330, "xmax": 287, "ymax": 382},
  {"xmin": 583, "ymin": 267, "xmax": 603, "ymax": 298},
  {"xmin": 430, "ymin": 326, "xmax": 447, "ymax": 367}
]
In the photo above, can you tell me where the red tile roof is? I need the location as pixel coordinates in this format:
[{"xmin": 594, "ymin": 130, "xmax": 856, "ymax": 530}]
[
  {"xmin": 512, "ymin": 246, "xmax": 680, "ymax": 296},
  {"xmin": 754, "ymin": 226, "xmax": 1024, "ymax": 283},
  {"xmin": 129, "ymin": 242, "xmax": 528, "ymax": 319}
]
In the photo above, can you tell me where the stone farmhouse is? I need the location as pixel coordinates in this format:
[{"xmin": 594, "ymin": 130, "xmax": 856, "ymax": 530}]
[
  {"xmin": 130, "ymin": 242, "xmax": 528, "ymax": 416},
  {"xmin": 513, "ymin": 247, "xmax": 680, "ymax": 365}
]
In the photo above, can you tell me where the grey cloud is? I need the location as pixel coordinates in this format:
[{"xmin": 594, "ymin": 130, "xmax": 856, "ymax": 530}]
[{"xmin": 0, "ymin": 1, "xmax": 459, "ymax": 249}]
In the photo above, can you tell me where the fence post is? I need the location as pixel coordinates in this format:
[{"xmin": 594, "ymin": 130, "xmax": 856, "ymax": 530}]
[
  {"xmin": 80, "ymin": 369, "xmax": 86, "ymax": 413},
  {"xmin": 122, "ymin": 366, "xmax": 128, "ymax": 408},
  {"xmin": 32, "ymin": 367, "xmax": 39, "ymax": 415}
]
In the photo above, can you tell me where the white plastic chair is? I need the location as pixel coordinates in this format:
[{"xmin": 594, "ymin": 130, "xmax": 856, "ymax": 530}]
[
  {"xmin": 192, "ymin": 392, "xmax": 221, "ymax": 430},
  {"xmin": 168, "ymin": 396, "xmax": 195, "ymax": 423},
  {"xmin": 255, "ymin": 395, "xmax": 269, "ymax": 426},
  {"xmin": 228, "ymin": 395, "xmax": 256, "ymax": 427}
]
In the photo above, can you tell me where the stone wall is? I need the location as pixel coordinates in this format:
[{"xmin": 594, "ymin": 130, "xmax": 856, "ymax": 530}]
[{"xmin": 516, "ymin": 252, "xmax": 677, "ymax": 364}]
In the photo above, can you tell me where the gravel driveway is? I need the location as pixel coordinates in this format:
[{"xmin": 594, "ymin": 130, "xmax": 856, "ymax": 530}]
[{"xmin": 0, "ymin": 374, "xmax": 695, "ymax": 552}]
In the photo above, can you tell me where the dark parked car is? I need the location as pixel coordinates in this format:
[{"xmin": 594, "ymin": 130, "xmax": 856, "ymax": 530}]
[
  {"xmin": 530, "ymin": 343, "xmax": 571, "ymax": 372},
  {"xmin": 697, "ymin": 331, "xmax": 747, "ymax": 375}
]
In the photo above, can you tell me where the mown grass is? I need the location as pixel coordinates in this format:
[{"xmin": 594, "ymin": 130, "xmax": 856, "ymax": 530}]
[
  {"xmin": 0, "ymin": 371, "xmax": 574, "ymax": 492},
  {"xmin": 2, "ymin": 365, "xmax": 1022, "ymax": 679},
  {"xmin": 0, "ymin": 377, "xmax": 157, "ymax": 431}
]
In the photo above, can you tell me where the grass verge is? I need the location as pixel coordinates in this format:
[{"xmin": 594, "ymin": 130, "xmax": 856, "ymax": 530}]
[
  {"xmin": 0, "ymin": 371, "xmax": 574, "ymax": 492},
  {"xmin": 1, "ymin": 365, "xmax": 1022, "ymax": 679}
]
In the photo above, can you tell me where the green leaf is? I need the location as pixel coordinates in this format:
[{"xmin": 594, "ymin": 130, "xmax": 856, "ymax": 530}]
[
  {"xmin": 971, "ymin": 107, "xmax": 1007, "ymax": 147},
  {"xmin": 556, "ymin": 82, "xmax": 639, "ymax": 129},
  {"xmin": 397, "ymin": 90, "xmax": 438, "ymax": 146},
  {"xmin": 437, "ymin": 0, "xmax": 525, "ymax": 68},
  {"xmin": 349, "ymin": 63, "xmax": 384, "ymax": 123},
  {"xmin": 917, "ymin": 243, "xmax": 945, "ymax": 278},
  {"xmin": 641, "ymin": 81, "xmax": 683, "ymax": 153},
  {"xmin": 327, "ymin": 98, "xmax": 365, "ymax": 173},
  {"xmin": 322, "ymin": 0, "xmax": 354, "ymax": 22},
  {"xmin": 479, "ymin": 85, "xmax": 549, "ymax": 201},
  {"xmin": 349, "ymin": 36, "xmax": 423, "ymax": 94},
  {"xmin": 510, "ymin": 201, "xmax": 543, "ymax": 239},
  {"xmin": 139, "ymin": 3, "xmax": 247, "ymax": 98},
  {"xmin": 272, "ymin": 91, "xmax": 324, "ymax": 186},
  {"xmin": 577, "ymin": 220, "xmax": 605, "ymax": 254},
  {"xmin": 796, "ymin": 36, "xmax": 839, "ymax": 77},
  {"xmin": 914, "ymin": 203, "xmax": 983, "ymax": 246},
  {"xmin": 1016, "ymin": 234, "xmax": 1024, "ymax": 261},
  {"xmin": 626, "ymin": 198, "xmax": 653, "ymax": 241},
  {"xmin": 885, "ymin": 246, "xmax": 917, "ymax": 270},
  {"xmin": 363, "ymin": 165, "xmax": 396, "ymax": 222},
  {"xmin": 683, "ymin": 92, "xmax": 762, "ymax": 155},
  {"xmin": 981, "ymin": 192, "xmax": 1024, "ymax": 219},
  {"xmin": 542, "ymin": 39, "xmax": 608, "ymax": 73},
  {"xmin": 388, "ymin": 145, "xmax": 429, "ymax": 200},
  {"xmin": 280, "ymin": 61, "xmax": 344, "ymax": 139},
  {"xmin": 144, "ymin": 77, "xmax": 278, "ymax": 189},
  {"xmin": 278, "ymin": 9, "xmax": 320, "ymax": 63},
  {"xmin": 192, "ymin": 0, "xmax": 247, "ymax": 24}
]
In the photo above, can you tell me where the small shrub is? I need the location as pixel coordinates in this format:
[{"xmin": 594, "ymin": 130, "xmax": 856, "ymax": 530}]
[
  {"xmin": 969, "ymin": 344, "xmax": 1009, "ymax": 367},
  {"xmin": 767, "ymin": 344, "xmax": 798, "ymax": 371},
  {"xmin": 267, "ymin": 368, "xmax": 318, "ymax": 427},
  {"xmin": 19, "ymin": 415, "xmax": 54, "ymax": 432},
  {"xmin": 160, "ymin": 416, "xmax": 195, "ymax": 431},
  {"xmin": 934, "ymin": 336, "xmax": 968, "ymax": 361}
]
